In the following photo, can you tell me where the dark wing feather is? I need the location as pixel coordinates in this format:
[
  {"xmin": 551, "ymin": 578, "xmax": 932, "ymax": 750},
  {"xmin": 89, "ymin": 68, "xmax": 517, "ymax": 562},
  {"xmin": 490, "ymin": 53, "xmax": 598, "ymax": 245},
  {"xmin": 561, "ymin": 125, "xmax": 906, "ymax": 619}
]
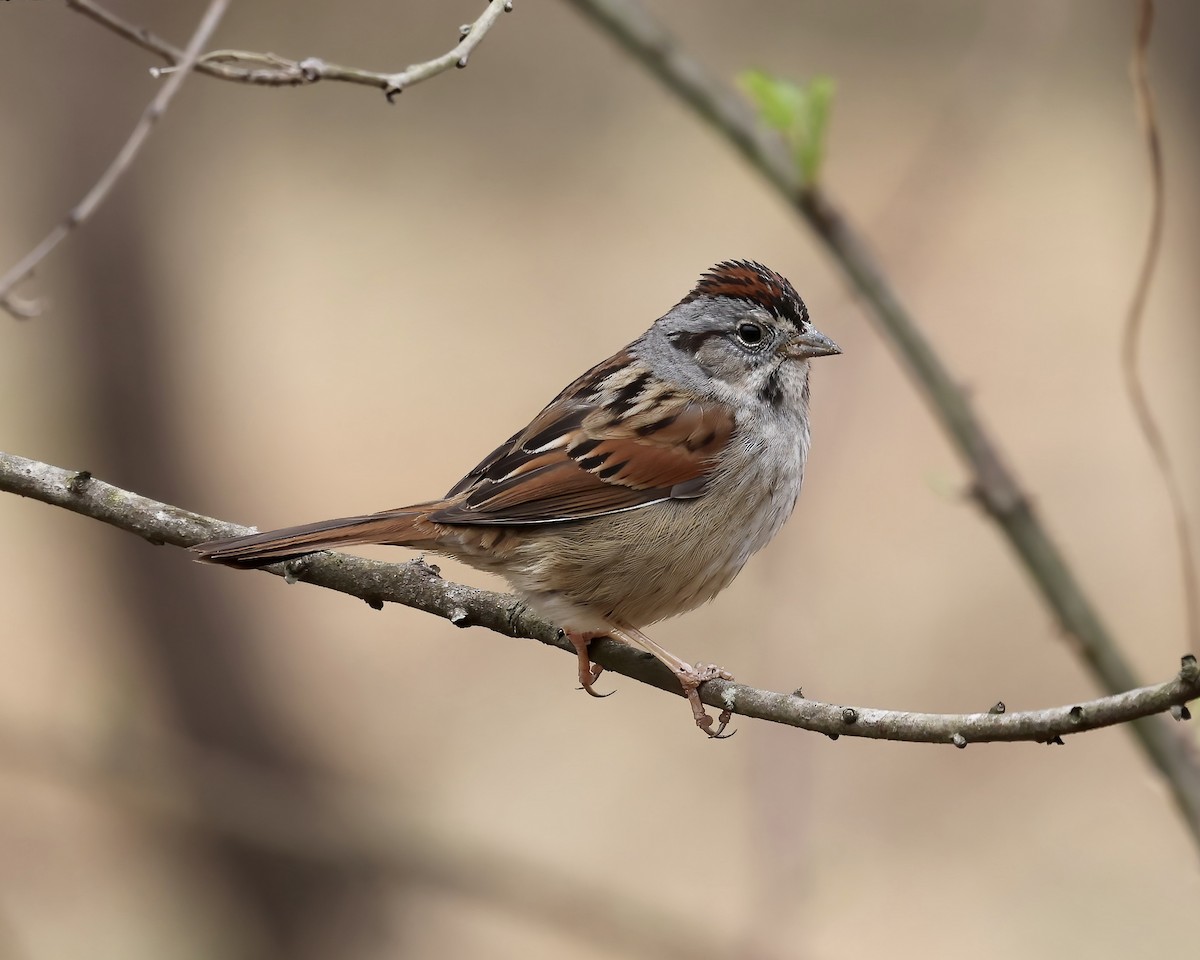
[{"xmin": 433, "ymin": 348, "xmax": 734, "ymax": 526}]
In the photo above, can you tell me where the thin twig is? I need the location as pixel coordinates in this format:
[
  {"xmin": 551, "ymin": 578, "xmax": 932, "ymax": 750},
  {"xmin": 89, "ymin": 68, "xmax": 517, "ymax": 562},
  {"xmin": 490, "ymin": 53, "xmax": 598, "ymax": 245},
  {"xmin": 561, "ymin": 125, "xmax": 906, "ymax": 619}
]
[
  {"xmin": 67, "ymin": 0, "xmax": 513, "ymax": 100},
  {"xmin": 4, "ymin": 0, "xmax": 513, "ymax": 318},
  {"xmin": 1123, "ymin": 0, "xmax": 1198, "ymax": 650},
  {"xmin": 560, "ymin": 0, "xmax": 1200, "ymax": 852},
  {"xmin": 0, "ymin": 0, "xmax": 231, "ymax": 319},
  {"xmin": 2, "ymin": 451, "xmax": 1196, "ymax": 746}
]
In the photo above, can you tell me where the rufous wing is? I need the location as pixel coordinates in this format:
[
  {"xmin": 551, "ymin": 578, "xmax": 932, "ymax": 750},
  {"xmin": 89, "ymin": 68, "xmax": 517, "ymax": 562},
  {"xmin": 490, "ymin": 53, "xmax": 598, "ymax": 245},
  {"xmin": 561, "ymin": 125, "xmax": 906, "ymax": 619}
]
[{"xmin": 432, "ymin": 349, "xmax": 734, "ymax": 526}]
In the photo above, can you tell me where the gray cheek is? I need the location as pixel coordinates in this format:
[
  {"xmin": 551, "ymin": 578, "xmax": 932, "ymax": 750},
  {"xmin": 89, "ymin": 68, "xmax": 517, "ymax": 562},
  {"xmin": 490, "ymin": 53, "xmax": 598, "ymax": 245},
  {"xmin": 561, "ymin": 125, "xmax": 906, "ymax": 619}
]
[{"xmin": 695, "ymin": 341, "xmax": 754, "ymax": 388}]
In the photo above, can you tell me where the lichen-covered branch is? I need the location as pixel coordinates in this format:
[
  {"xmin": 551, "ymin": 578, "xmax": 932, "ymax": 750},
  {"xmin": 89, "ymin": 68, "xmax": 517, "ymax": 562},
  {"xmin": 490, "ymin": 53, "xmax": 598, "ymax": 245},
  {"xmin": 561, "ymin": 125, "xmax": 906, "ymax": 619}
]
[
  {"xmin": 3, "ymin": 450, "xmax": 1196, "ymax": 748},
  {"xmin": 67, "ymin": 0, "xmax": 513, "ymax": 101}
]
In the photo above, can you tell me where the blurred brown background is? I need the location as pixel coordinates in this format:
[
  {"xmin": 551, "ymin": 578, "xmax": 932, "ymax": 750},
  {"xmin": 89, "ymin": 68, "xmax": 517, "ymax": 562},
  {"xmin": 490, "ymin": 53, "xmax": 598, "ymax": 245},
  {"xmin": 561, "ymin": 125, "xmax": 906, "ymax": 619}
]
[{"xmin": 2, "ymin": 1, "xmax": 1199, "ymax": 958}]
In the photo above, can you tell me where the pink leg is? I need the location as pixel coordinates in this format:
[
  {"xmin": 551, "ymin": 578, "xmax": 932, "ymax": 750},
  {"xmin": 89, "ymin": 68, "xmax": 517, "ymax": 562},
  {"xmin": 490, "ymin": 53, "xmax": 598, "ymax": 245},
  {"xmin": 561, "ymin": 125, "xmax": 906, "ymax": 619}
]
[
  {"xmin": 607, "ymin": 623, "xmax": 735, "ymax": 738},
  {"xmin": 675, "ymin": 663, "xmax": 735, "ymax": 738},
  {"xmin": 564, "ymin": 630, "xmax": 612, "ymax": 698}
]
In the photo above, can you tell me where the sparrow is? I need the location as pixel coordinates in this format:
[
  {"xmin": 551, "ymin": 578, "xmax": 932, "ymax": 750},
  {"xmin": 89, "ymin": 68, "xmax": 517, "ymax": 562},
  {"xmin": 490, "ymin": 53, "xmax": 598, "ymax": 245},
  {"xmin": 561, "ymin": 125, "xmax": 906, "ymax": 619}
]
[{"xmin": 193, "ymin": 261, "xmax": 841, "ymax": 736}]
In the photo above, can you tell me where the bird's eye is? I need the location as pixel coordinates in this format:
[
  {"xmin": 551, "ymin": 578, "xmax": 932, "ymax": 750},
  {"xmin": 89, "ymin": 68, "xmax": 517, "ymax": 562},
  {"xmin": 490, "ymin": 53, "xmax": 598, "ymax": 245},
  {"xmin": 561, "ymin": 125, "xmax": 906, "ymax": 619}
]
[{"xmin": 735, "ymin": 322, "xmax": 766, "ymax": 347}]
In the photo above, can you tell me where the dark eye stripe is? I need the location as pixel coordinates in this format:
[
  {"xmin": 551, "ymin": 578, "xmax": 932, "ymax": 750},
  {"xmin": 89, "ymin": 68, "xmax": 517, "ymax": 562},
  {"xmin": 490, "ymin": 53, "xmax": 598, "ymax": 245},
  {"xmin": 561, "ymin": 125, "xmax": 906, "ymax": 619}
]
[{"xmin": 667, "ymin": 329, "xmax": 721, "ymax": 353}]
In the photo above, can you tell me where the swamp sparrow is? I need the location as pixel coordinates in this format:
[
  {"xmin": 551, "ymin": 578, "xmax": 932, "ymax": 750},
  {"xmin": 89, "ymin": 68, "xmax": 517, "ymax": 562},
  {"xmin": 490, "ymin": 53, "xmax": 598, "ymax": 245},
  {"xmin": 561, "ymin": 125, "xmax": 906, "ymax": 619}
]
[{"xmin": 194, "ymin": 261, "xmax": 841, "ymax": 736}]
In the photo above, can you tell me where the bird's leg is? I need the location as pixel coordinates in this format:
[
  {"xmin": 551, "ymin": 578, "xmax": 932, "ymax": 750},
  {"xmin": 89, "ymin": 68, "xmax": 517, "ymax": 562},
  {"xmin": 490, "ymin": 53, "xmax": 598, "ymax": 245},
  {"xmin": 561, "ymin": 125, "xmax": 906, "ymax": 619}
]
[
  {"xmin": 563, "ymin": 629, "xmax": 611, "ymax": 698},
  {"xmin": 608, "ymin": 623, "xmax": 734, "ymax": 738}
]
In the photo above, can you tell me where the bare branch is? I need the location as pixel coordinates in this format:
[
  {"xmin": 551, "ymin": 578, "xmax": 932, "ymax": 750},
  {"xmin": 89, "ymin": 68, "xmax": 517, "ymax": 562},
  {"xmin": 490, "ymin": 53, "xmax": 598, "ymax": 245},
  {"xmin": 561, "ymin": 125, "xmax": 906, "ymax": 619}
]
[
  {"xmin": 3, "ymin": 0, "xmax": 513, "ymax": 318},
  {"xmin": 3, "ymin": 450, "xmax": 1196, "ymax": 747},
  {"xmin": 560, "ymin": 0, "xmax": 1200, "ymax": 849},
  {"xmin": 67, "ymin": 0, "xmax": 514, "ymax": 100},
  {"xmin": 0, "ymin": 0, "xmax": 231, "ymax": 319}
]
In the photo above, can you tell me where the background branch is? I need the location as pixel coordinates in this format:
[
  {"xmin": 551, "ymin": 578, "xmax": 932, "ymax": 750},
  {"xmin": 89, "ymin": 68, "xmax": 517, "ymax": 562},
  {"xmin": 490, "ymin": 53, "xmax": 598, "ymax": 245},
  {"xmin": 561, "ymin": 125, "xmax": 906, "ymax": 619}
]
[
  {"xmin": 3, "ymin": 0, "xmax": 514, "ymax": 319},
  {"xmin": 67, "ymin": 0, "xmax": 513, "ymax": 100},
  {"xmin": 561, "ymin": 0, "xmax": 1200, "ymax": 849},
  {"xmin": 2, "ymin": 451, "xmax": 1196, "ymax": 748},
  {"xmin": 0, "ymin": 0, "xmax": 229, "ymax": 319},
  {"xmin": 0, "ymin": 723, "xmax": 734, "ymax": 960},
  {"xmin": 1122, "ymin": 0, "xmax": 1198, "ymax": 650}
]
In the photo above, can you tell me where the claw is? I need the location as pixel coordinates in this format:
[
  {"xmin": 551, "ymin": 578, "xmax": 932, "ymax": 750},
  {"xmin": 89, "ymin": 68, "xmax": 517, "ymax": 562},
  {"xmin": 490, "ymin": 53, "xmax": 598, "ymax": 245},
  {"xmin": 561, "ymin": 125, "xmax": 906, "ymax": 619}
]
[
  {"xmin": 701, "ymin": 709, "xmax": 736, "ymax": 739},
  {"xmin": 565, "ymin": 630, "xmax": 614, "ymax": 699},
  {"xmin": 677, "ymin": 663, "xmax": 736, "ymax": 739},
  {"xmin": 578, "ymin": 660, "xmax": 614, "ymax": 698}
]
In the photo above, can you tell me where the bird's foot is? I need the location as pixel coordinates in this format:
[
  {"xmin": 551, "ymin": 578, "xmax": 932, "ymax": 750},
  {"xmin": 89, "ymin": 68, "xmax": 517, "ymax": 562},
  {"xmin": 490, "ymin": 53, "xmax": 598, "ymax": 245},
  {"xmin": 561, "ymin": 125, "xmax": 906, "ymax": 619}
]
[
  {"xmin": 676, "ymin": 662, "xmax": 735, "ymax": 738},
  {"xmin": 564, "ymin": 629, "xmax": 613, "ymax": 698}
]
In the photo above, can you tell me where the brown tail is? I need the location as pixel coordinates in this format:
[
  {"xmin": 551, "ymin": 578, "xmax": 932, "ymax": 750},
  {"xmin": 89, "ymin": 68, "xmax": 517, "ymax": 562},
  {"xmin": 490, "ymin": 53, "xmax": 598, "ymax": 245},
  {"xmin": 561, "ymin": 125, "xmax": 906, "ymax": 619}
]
[{"xmin": 191, "ymin": 508, "xmax": 434, "ymax": 568}]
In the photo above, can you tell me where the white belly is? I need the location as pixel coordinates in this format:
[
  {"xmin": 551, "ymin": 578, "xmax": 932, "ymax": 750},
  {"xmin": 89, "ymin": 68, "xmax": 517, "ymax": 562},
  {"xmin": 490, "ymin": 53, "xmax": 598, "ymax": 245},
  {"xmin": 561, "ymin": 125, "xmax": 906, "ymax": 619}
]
[{"xmin": 500, "ymin": 420, "xmax": 809, "ymax": 632}]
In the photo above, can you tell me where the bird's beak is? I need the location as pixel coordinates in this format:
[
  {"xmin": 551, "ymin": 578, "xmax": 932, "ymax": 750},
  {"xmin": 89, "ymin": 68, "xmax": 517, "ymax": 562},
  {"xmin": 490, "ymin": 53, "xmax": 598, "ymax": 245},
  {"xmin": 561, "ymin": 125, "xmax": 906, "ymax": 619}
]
[{"xmin": 787, "ymin": 327, "xmax": 842, "ymax": 359}]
